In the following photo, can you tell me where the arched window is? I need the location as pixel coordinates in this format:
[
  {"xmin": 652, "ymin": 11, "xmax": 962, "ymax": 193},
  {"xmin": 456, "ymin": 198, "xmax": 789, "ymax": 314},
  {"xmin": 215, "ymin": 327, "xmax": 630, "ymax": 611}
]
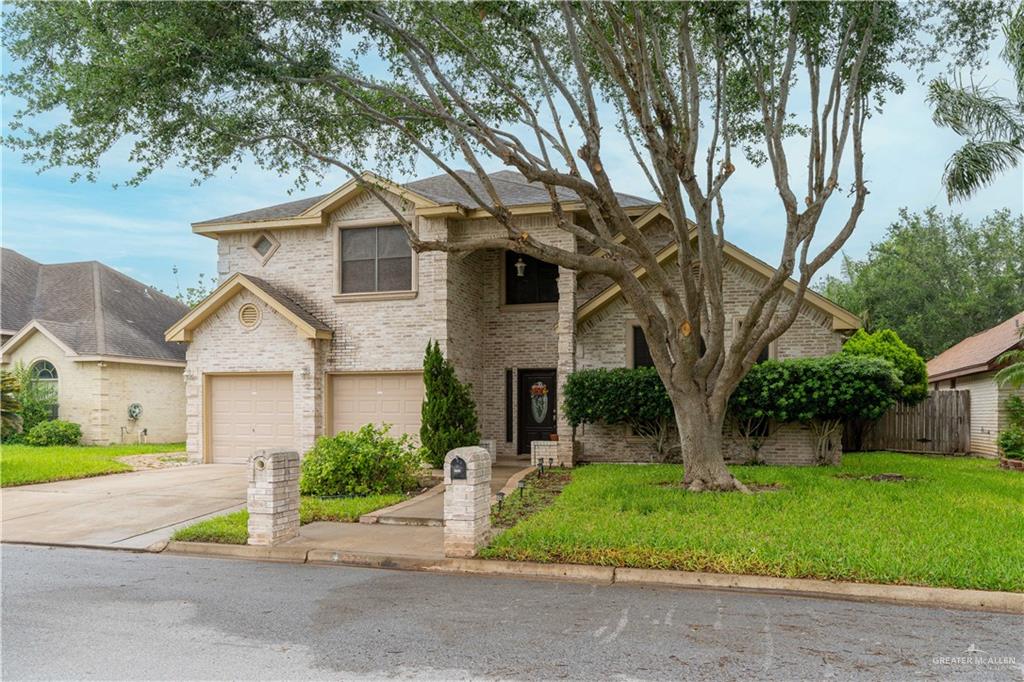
[
  {"xmin": 31, "ymin": 360, "xmax": 58, "ymax": 382},
  {"xmin": 30, "ymin": 361, "xmax": 59, "ymax": 418}
]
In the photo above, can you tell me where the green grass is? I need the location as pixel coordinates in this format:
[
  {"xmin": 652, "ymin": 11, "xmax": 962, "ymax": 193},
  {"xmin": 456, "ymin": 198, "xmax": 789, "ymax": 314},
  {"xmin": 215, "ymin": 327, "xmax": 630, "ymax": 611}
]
[
  {"xmin": 0, "ymin": 442, "xmax": 186, "ymax": 487},
  {"xmin": 481, "ymin": 453, "xmax": 1024, "ymax": 592},
  {"xmin": 171, "ymin": 494, "xmax": 405, "ymax": 544}
]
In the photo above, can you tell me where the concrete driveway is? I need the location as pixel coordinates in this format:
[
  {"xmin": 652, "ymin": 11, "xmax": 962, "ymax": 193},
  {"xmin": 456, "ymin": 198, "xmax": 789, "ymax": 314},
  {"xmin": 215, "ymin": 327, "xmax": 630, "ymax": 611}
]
[{"xmin": 1, "ymin": 465, "xmax": 247, "ymax": 549}]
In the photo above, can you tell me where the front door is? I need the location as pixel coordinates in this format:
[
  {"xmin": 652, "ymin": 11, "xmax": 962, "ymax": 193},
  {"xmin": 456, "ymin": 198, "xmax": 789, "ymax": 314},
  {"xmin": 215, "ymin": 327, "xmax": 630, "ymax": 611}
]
[{"xmin": 517, "ymin": 369, "xmax": 557, "ymax": 455}]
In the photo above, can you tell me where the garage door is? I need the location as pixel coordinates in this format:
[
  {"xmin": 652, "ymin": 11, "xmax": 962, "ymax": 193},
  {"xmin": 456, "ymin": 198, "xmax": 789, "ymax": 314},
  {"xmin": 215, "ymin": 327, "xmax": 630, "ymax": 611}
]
[
  {"xmin": 330, "ymin": 373, "xmax": 424, "ymax": 440},
  {"xmin": 208, "ymin": 374, "xmax": 294, "ymax": 464}
]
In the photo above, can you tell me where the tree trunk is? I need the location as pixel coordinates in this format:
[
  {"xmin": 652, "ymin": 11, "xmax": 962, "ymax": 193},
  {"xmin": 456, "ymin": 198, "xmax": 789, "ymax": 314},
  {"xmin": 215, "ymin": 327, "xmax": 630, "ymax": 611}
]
[{"xmin": 674, "ymin": 394, "xmax": 749, "ymax": 492}]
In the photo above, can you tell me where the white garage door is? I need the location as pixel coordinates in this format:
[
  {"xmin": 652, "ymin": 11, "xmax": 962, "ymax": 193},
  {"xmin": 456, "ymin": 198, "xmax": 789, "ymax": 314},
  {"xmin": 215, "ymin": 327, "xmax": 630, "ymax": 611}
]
[
  {"xmin": 330, "ymin": 373, "xmax": 424, "ymax": 440},
  {"xmin": 208, "ymin": 374, "xmax": 294, "ymax": 464}
]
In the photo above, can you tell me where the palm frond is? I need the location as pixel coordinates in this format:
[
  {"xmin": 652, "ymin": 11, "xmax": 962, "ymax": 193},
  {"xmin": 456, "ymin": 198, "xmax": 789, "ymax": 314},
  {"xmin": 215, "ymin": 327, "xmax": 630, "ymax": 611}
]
[
  {"xmin": 928, "ymin": 78, "xmax": 1024, "ymax": 140},
  {"xmin": 942, "ymin": 140, "xmax": 1024, "ymax": 202},
  {"xmin": 1002, "ymin": 4, "xmax": 1023, "ymax": 103},
  {"xmin": 995, "ymin": 349, "xmax": 1024, "ymax": 388}
]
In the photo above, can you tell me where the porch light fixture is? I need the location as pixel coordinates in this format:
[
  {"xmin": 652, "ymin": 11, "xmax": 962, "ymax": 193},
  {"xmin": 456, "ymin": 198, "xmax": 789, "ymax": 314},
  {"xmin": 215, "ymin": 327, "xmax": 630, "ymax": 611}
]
[{"xmin": 514, "ymin": 256, "xmax": 527, "ymax": 278}]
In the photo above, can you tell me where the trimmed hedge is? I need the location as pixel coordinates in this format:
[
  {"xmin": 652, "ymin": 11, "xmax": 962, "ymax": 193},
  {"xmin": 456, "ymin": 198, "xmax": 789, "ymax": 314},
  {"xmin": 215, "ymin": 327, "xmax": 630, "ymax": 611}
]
[
  {"xmin": 841, "ymin": 328, "xmax": 928, "ymax": 404},
  {"xmin": 565, "ymin": 355, "xmax": 902, "ymax": 429}
]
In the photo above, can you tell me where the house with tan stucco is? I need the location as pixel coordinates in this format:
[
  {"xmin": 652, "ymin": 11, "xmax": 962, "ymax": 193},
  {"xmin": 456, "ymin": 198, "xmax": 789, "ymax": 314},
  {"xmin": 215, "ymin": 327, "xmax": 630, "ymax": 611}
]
[
  {"xmin": 1, "ymin": 248, "xmax": 188, "ymax": 444},
  {"xmin": 166, "ymin": 171, "xmax": 860, "ymax": 466}
]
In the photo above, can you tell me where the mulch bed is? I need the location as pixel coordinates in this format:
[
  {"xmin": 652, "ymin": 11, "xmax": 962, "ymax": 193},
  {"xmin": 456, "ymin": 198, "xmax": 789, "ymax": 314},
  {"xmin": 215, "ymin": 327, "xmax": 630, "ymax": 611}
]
[{"xmin": 491, "ymin": 468, "xmax": 572, "ymax": 530}]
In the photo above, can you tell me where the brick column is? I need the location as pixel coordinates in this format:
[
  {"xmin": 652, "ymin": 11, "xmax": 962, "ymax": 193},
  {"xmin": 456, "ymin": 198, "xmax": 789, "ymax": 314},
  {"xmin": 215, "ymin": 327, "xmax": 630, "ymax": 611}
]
[
  {"xmin": 555, "ymin": 265, "xmax": 577, "ymax": 466},
  {"xmin": 443, "ymin": 446, "xmax": 491, "ymax": 557},
  {"xmin": 247, "ymin": 449, "xmax": 300, "ymax": 546}
]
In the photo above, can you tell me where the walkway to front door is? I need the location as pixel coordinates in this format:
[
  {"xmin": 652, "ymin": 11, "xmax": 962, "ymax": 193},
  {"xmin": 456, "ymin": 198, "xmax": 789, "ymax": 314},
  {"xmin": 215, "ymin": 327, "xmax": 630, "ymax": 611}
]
[
  {"xmin": 368, "ymin": 458, "xmax": 530, "ymax": 527},
  {"xmin": 517, "ymin": 368, "xmax": 557, "ymax": 455}
]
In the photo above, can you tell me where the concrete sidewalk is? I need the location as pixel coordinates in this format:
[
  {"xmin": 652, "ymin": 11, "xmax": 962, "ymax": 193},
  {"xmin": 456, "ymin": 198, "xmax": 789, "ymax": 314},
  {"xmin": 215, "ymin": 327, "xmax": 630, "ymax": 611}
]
[
  {"xmin": 1, "ymin": 465, "xmax": 248, "ymax": 549},
  {"xmin": 368, "ymin": 458, "xmax": 530, "ymax": 527}
]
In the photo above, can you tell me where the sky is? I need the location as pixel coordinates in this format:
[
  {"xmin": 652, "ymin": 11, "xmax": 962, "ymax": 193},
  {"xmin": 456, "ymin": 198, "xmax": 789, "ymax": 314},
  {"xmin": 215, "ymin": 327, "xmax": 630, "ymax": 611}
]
[{"xmin": 2, "ymin": 35, "xmax": 1021, "ymax": 299}]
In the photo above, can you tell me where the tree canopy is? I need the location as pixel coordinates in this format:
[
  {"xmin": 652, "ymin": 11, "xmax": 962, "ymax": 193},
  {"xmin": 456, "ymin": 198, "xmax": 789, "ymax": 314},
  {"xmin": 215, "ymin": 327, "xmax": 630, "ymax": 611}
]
[
  {"xmin": 3, "ymin": 0, "xmax": 1010, "ymax": 490},
  {"xmin": 820, "ymin": 208, "xmax": 1024, "ymax": 359}
]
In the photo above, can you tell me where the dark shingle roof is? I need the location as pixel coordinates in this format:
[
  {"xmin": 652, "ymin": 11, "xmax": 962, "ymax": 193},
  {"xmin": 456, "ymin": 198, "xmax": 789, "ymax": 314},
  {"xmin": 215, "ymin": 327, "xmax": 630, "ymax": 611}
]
[
  {"xmin": 0, "ymin": 248, "xmax": 189, "ymax": 362},
  {"xmin": 196, "ymin": 170, "xmax": 655, "ymax": 225},
  {"xmin": 926, "ymin": 311, "xmax": 1024, "ymax": 380}
]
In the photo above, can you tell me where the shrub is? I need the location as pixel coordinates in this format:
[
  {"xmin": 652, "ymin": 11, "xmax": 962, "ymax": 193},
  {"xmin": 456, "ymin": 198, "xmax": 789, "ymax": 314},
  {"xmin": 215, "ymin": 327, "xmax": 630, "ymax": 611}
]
[
  {"xmin": 420, "ymin": 341, "xmax": 479, "ymax": 468},
  {"xmin": 730, "ymin": 355, "xmax": 902, "ymax": 463},
  {"xmin": 998, "ymin": 396, "xmax": 1024, "ymax": 460},
  {"xmin": 842, "ymin": 328, "xmax": 928, "ymax": 404},
  {"xmin": 24, "ymin": 419, "xmax": 82, "ymax": 446},
  {"xmin": 300, "ymin": 423, "xmax": 422, "ymax": 497},
  {"xmin": 564, "ymin": 367, "xmax": 677, "ymax": 460}
]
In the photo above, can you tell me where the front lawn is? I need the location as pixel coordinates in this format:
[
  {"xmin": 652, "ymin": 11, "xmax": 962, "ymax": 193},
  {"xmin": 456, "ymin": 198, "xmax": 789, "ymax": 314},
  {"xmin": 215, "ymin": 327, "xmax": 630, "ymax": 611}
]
[
  {"xmin": 171, "ymin": 494, "xmax": 405, "ymax": 544},
  {"xmin": 482, "ymin": 453, "xmax": 1024, "ymax": 592},
  {"xmin": 0, "ymin": 442, "xmax": 186, "ymax": 487}
]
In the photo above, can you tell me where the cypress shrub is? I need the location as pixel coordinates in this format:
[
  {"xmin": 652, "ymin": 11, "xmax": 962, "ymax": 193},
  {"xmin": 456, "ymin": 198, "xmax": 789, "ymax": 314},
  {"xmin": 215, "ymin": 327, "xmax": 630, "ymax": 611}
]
[{"xmin": 419, "ymin": 341, "xmax": 480, "ymax": 468}]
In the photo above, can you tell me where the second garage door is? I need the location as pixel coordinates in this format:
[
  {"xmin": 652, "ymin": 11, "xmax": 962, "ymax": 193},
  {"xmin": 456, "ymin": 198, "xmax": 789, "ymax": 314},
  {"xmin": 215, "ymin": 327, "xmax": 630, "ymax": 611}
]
[
  {"xmin": 208, "ymin": 374, "xmax": 294, "ymax": 464},
  {"xmin": 330, "ymin": 373, "xmax": 424, "ymax": 440}
]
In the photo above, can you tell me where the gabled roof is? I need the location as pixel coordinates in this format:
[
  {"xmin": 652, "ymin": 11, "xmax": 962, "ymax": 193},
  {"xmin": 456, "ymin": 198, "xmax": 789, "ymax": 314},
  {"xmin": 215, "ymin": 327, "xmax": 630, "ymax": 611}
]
[
  {"xmin": 192, "ymin": 170, "xmax": 654, "ymax": 233},
  {"xmin": 576, "ymin": 206, "xmax": 861, "ymax": 331},
  {"xmin": 165, "ymin": 273, "xmax": 332, "ymax": 343},
  {"xmin": 926, "ymin": 311, "xmax": 1024, "ymax": 382},
  {"xmin": 0, "ymin": 248, "xmax": 188, "ymax": 364}
]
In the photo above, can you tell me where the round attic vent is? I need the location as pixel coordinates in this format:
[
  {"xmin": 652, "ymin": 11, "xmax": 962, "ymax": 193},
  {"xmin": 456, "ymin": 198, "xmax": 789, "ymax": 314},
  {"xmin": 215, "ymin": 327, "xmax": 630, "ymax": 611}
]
[{"xmin": 238, "ymin": 303, "xmax": 261, "ymax": 329}]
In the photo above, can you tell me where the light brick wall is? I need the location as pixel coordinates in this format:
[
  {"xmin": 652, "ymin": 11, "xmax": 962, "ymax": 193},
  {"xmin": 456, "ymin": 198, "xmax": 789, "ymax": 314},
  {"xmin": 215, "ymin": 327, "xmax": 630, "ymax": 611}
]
[
  {"xmin": 2, "ymin": 331, "xmax": 185, "ymax": 445},
  {"xmin": 183, "ymin": 291, "xmax": 322, "ymax": 462},
  {"xmin": 97, "ymin": 361, "xmax": 186, "ymax": 444},
  {"xmin": 575, "ymin": 257, "xmax": 845, "ymax": 465}
]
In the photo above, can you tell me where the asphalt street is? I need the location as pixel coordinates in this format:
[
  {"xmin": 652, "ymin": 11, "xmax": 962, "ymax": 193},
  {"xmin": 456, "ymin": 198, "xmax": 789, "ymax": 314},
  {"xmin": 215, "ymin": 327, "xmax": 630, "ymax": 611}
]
[{"xmin": 1, "ymin": 545, "xmax": 1021, "ymax": 680}]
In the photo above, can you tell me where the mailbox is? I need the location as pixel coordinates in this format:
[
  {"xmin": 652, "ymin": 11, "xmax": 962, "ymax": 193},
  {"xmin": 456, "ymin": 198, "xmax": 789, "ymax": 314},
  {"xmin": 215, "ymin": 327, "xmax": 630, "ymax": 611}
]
[{"xmin": 450, "ymin": 455, "xmax": 467, "ymax": 480}]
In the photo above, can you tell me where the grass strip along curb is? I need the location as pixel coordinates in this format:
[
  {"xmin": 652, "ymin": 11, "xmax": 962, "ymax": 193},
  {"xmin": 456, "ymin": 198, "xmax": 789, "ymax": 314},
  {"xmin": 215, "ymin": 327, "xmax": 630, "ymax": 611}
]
[{"xmin": 161, "ymin": 540, "xmax": 1024, "ymax": 615}]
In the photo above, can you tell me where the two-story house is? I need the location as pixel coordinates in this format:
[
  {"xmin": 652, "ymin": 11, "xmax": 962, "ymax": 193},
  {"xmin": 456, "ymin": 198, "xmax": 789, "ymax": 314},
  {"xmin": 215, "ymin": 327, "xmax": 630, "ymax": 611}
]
[{"xmin": 166, "ymin": 170, "xmax": 859, "ymax": 466}]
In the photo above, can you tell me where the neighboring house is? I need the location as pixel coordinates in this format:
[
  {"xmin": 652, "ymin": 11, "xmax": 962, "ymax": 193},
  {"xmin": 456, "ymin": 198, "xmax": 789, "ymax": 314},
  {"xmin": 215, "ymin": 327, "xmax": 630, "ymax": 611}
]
[
  {"xmin": 166, "ymin": 170, "xmax": 860, "ymax": 466},
  {"xmin": 1, "ymin": 248, "xmax": 188, "ymax": 444},
  {"xmin": 927, "ymin": 311, "xmax": 1024, "ymax": 457}
]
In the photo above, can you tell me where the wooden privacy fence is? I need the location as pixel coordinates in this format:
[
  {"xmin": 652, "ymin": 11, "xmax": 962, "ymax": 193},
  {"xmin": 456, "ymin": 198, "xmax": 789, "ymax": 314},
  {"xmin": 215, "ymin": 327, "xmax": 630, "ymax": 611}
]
[{"xmin": 854, "ymin": 390, "xmax": 971, "ymax": 454}]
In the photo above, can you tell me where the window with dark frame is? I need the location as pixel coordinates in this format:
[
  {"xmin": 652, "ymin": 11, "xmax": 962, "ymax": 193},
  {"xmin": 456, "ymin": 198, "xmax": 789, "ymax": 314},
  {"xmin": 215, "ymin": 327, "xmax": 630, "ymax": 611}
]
[
  {"xmin": 504, "ymin": 252, "xmax": 558, "ymax": 305},
  {"xmin": 631, "ymin": 325, "xmax": 706, "ymax": 368},
  {"xmin": 339, "ymin": 226, "xmax": 412, "ymax": 293}
]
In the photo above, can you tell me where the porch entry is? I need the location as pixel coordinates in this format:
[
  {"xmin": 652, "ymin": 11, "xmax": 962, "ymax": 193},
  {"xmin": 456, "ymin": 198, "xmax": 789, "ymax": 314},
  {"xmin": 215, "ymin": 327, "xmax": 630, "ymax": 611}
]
[{"xmin": 517, "ymin": 368, "xmax": 557, "ymax": 455}]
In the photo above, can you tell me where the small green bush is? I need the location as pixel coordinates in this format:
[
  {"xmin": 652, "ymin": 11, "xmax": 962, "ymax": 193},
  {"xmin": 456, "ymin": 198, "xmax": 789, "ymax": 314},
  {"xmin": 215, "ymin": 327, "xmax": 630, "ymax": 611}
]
[
  {"xmin": 997, "ymin": 427, "xmax": 1024, "ymax": 460},
  {"xmin": 24, "ymin": 420, "xmax": 82, "ymax": 446},
  {"xmin": 300, "ymin": 423, "xmax": 422, "ymax": 497}
]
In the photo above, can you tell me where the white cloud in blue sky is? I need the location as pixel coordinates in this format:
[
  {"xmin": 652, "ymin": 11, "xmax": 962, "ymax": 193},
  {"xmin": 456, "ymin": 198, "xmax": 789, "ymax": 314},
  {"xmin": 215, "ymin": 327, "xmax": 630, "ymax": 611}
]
[{"xmin": 2, "ymin": 36, "xmax": 1021, "ymax": 296}]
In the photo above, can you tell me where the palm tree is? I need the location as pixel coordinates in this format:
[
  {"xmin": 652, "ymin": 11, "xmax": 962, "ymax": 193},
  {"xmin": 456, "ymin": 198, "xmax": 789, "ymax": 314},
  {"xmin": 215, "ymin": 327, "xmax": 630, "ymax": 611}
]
[
  {"xmin": 928, "ymin": 5, "xmax": 1023, "ymax": 202},
  {"xmin": 1, "ymin": 370, "xmax": 23, "ymax": 438},
  {"xmin": 996, "ymin": 327, "xmax": 1024, "ymax": 388}
]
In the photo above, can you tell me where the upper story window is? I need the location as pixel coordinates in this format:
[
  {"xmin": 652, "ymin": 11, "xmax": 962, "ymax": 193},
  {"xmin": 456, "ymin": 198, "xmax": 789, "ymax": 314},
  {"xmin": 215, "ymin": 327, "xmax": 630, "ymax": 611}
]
[
  {"xmin": 505, "ymin": 252, "xmax": 558, "ymax": 305},
  {"xmin": 339, "ymin": 226, "xmax": 412, "ymax": 293},
  {"xmin": 250, "ymin": 231, "xmax": 280, "ymax": 264}
]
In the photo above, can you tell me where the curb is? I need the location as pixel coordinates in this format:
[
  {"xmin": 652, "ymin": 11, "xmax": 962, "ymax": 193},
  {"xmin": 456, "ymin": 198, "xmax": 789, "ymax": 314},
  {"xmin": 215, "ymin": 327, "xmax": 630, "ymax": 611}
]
[
  {"xmin": 157, "ymin": 541, "xmax": 1024, "ymax": 614},
  {"xmin": 613, "ymin": 567, "xmax": 1024, "ymax": 614}
]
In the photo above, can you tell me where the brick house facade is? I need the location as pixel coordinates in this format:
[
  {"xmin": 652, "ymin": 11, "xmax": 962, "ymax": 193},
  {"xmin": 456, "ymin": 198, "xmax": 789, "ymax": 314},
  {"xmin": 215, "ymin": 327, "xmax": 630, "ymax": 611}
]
[{"xmin": 166, "ymin": 171, "xmax": 859, "ymax": 466}]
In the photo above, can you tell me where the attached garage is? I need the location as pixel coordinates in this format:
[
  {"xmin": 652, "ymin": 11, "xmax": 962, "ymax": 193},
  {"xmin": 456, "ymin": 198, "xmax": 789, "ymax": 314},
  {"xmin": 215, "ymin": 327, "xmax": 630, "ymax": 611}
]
[
  {"xmin": 207, "ymin": 373, "xmax": 294, "ymax": 464},
  {"xmin": 329, "ymin": 372, "xmax": 424, "ymax": 440}
]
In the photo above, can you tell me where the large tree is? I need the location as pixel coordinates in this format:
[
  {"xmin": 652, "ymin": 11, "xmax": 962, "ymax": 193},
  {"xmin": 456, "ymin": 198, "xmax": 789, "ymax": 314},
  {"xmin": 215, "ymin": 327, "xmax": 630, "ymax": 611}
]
[
  {"xmin": 2, "ymin": 1, "xmax": 1007, "ymax": 491},
  {"xmin": 820, "ymin": 208, "xmax": 1024, "ymax": 359}
]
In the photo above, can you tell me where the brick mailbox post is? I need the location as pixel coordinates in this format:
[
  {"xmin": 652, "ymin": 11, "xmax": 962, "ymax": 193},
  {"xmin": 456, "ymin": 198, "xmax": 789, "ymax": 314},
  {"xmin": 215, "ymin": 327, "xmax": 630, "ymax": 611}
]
[
  {"xmin": 247, "ymin": 449, "xmax": 300, "ymax": 546},
  {"xmin": 443, "ymin": 446, "xmax": 492, "ymax": 558}
]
